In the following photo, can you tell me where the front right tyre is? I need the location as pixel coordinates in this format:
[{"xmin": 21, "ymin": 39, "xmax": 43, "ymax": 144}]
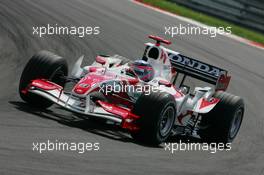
[{"xmin": 19, "ymin": 50, "xmax": 68, "ymax": 108}]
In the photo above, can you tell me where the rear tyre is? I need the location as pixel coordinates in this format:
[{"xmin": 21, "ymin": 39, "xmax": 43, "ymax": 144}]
[
  {"xmin": 131, "ymin": 91, "xmax": 176, "ymax": 145},
  {"xmin": 19, "ymin": 50, "xmax": 68, "ymax": 108},
  {"xmin": 199, "ymin": 91, "xmax": 244, "ymax": 143}
]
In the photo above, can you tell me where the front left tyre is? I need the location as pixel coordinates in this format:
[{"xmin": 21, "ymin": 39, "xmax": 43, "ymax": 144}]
[{"xmin": 131, "ymin": 91, "xmax": 176, "ymax": 145}]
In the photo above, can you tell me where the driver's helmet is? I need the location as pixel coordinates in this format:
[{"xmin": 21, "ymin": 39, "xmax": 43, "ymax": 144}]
[{"xmin": 131, "ymin": 60, "xmax": 154, "ymax": 82}]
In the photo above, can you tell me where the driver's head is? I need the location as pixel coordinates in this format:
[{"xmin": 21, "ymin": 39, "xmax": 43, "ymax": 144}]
[{"xmin": 131, "ymin": 60, "xmax": 154, "ymax": 82}]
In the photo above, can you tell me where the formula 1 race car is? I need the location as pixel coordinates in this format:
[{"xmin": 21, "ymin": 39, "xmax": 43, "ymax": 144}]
[{"xmin": 19, "ymin": 35, "xmax": 245, "ymax": 145}]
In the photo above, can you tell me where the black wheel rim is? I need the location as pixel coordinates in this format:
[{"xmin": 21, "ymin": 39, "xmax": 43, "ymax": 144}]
[
  {"xmin": 159, "ymin": 106, "xmax": 175, "ymax": 137},
  {"xmin": 229, "ymin": 108, "xmax": 243, "ymax": 139}
]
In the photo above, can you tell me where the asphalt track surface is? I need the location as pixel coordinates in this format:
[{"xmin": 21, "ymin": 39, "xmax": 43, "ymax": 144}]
[{"xmin": 0, "ymin": 0, "xmax": 264, "ymax": 174}]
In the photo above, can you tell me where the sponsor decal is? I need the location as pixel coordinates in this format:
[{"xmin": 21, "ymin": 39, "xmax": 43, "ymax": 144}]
[{"xmin": 168, "ymin": 53, "xmax": 225, "ymax": 77}]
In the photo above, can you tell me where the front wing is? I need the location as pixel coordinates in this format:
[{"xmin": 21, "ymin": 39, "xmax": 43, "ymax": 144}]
[{"xmin": 24, "ymin": 79, "xmax": 140, "ymax": 131}]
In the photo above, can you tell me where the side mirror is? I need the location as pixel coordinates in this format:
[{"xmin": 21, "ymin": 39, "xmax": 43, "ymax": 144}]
[
  {"xmin": 180, "ymin": 85, "xmax": 190, "ymax": 94},
  {"xmin": 71, "ymin": 55, "xmax": 84, "ymax": 78},
  {"xmin": 96, "ymin": 56, "xmax": 106, "ymax": 65}
]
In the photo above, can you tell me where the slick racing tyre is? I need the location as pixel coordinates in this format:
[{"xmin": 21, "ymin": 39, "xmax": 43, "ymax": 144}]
[
  {"xmin": 131, "ymin": 91, "xmax": 176, "ymax": 145},
  {"xmin": 199, "ymin": 91, "xmax": 245, "ymax": 144},
  {"xmin": 19, "ymin": 50, "xmax": 68, "ymax": 108}
]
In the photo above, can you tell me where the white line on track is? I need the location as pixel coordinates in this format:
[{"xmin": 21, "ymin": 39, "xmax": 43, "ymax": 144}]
[{"xmin": 131, "ymin": 0, "xmax": 264, "ymax": 51}]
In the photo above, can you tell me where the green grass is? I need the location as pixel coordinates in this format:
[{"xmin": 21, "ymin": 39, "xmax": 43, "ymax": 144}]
[{"xmin": 141, "ymin": 0, "xmax": 264, "ymax": 44}]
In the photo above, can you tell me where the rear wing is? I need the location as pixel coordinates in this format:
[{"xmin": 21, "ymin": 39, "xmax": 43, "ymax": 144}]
[
  {"xmin": 142, "ymin": 42, "xmax": 231, "ymax": 91},
  {"xmin": 168, "ymin": 51, "xmax": 231, "ymax": 91}
]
